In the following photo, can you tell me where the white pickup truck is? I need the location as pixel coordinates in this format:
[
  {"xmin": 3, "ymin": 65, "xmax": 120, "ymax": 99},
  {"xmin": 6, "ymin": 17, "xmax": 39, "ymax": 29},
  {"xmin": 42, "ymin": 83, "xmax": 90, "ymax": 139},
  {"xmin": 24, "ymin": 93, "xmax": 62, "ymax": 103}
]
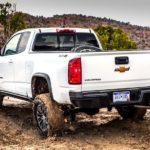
[{"xmin": 0, "ymin": 27, "xmax": 149, "ymax": 137}]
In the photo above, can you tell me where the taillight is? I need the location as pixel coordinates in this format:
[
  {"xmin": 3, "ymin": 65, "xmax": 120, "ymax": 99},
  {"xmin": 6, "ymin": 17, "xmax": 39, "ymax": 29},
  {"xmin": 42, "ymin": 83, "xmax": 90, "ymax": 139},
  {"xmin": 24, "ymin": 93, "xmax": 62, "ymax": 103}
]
[
  {"xmin": 57, "ymin": 29, "xmax": 75, "ymax": 33},
  {"xmin": 68, "ymin": 58, "xmax": 81, "ymax": 84}
]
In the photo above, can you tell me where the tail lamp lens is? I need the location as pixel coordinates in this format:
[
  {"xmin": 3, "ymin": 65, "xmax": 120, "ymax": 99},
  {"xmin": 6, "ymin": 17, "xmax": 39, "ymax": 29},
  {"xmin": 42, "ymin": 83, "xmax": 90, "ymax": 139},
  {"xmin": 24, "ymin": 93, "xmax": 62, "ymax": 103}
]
[{"xmin": 68, "ymin": 58, "xmax": 81, "ymax": 84}]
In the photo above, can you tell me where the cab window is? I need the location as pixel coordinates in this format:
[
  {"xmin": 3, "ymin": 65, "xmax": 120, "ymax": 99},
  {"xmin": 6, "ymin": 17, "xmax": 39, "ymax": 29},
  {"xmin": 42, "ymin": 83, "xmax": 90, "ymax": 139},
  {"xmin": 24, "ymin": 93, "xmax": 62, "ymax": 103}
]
[
  {"xmin": 18, "ymin": 32, "xmax": 30, "ymax": 53},
  {"xmin": 4, "ymin": 34, "xmax": 21, "ymax": 55},
  {"xmin": 4, "ymin": 32, "xmax": 31, "ymax": 56}
]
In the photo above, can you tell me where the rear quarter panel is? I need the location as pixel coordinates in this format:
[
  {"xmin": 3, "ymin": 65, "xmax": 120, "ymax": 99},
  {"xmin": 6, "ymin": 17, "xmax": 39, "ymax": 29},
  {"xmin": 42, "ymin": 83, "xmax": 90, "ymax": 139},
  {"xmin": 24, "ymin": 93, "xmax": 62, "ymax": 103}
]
[{"xmin": 26, "ymin": 52, "xmax": 82, "ymax": 104}]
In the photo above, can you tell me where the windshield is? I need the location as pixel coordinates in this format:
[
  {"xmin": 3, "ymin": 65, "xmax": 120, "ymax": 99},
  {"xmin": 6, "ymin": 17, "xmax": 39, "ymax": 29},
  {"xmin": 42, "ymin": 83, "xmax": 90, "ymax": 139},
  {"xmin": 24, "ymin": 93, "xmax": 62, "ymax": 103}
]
[{"xmin": 33, "ymin": 32, "xmax": 99, "ymax": 51}]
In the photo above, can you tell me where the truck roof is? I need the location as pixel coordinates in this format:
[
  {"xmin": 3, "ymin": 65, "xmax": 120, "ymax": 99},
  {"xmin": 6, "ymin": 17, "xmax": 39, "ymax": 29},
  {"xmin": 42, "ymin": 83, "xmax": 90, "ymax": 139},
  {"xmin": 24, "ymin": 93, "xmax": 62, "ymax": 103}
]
[{"xmin": 16, "ymin": 27, "xmax": 92, "ymax": 34}]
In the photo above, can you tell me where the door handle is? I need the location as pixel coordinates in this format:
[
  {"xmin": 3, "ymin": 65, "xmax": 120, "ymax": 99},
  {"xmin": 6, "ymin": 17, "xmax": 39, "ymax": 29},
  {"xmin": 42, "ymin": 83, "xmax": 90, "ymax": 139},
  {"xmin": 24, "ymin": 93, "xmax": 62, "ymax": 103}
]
[
  {"xmin": 8, "ymin": 59, "xmax": 13, "ymax": 63},
  {"xmin": 115, "ymin": 56, "xmax": 129, "ymax": 65}
]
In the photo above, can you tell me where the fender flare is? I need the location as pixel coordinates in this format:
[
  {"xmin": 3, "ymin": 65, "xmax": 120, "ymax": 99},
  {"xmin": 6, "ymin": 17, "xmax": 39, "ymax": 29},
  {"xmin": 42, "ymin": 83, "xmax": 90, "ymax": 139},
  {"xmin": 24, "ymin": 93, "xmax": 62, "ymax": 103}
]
[{"xmin": 31, "ymin": 73, "xmax": 54, "ymax": 100}]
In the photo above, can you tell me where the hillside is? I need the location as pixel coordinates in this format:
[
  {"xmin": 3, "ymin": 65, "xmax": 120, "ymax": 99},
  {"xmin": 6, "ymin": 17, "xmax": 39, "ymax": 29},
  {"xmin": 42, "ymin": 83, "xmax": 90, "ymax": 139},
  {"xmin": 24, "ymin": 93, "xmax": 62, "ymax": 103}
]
[{"xmin": 1, "ymin": 14, "xmax": 150, "ymax": 49}]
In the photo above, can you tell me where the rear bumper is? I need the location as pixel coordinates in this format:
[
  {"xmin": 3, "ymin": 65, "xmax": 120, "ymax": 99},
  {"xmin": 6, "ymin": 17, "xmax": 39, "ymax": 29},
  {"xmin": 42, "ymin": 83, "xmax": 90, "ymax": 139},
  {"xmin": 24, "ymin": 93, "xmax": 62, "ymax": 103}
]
[{"xmin": 69, "ymin": 87, "xmax": 150, "ymax": 108}]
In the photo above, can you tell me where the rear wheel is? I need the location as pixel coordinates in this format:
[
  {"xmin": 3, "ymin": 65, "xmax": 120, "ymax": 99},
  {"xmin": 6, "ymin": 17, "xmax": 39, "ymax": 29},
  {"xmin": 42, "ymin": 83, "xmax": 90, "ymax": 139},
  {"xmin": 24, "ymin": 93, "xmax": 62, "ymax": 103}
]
[
  {"xmin": 116, "ymin": 106, "xmax": 146, "ymax": 120},
  {"xmin": 33, "ymin": 93, "xmax": 65, "ymax": 137}
]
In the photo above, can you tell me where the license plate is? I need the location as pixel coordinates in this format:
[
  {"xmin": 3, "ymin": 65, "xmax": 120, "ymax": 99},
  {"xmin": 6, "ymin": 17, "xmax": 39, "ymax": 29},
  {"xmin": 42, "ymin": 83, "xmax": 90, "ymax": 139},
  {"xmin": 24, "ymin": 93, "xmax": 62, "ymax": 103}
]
[{"xmin": 113, "ymin": 91, "xmax": 130, "ymax": 103}]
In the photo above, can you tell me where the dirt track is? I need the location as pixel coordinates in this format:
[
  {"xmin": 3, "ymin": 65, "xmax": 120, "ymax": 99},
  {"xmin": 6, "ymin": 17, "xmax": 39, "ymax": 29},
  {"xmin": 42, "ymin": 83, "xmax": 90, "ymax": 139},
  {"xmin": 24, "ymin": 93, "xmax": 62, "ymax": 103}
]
[{"xmin": 0, "ymin": 97, "xmax": 150, "ymax": 150}]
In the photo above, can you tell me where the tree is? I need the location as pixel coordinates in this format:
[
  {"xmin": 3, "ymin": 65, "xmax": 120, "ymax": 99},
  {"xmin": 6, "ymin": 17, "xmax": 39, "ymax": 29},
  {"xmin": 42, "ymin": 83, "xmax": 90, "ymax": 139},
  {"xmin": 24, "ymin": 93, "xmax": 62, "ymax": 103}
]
[
  {"xmin": 10, "ymin": 12, "xmax": 26, "ymax": 33},
  {"xmin": 0, "ymin": 2, "xmax": 26, "ymax": 37},
  {"xmin": 0, "ymin": 2, "xmax": 12, "ymax": 35},
  {"xmin": 94, "ymin": 26, "xmax": 137, "ymax": 50}
]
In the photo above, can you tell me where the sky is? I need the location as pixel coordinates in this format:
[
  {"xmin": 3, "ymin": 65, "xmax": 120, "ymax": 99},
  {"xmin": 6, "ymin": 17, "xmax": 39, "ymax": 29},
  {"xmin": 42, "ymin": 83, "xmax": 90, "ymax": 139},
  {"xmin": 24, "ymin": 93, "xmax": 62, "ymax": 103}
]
[{"xmin": 1, "ymin": 0, "xmax": 150, "ymax": 27}]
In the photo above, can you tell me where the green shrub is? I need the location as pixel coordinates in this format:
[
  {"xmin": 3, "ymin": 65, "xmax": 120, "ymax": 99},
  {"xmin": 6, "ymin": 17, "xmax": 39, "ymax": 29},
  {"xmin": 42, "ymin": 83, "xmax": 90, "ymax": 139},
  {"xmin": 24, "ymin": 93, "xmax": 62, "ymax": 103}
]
[{"xmin": 94, "ymin": 26, "xmax": 137, "ymax": 50}]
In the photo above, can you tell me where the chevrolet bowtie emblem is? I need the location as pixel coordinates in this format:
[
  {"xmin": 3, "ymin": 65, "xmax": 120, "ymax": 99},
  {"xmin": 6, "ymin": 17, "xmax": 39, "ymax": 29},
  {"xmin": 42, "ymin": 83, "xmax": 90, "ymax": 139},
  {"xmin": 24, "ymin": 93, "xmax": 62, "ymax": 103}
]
[{"xmin": 115, "ymin": 66, "xmax": 130, "ymax": 73}]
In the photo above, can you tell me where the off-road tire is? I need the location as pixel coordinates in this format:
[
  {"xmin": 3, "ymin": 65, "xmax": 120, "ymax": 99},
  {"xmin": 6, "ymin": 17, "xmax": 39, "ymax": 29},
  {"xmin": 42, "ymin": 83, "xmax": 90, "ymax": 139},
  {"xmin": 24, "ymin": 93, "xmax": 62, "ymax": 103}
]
[
  {"xmin": 0, "ymin": 95, "xmax": 4, "ymax": 108},
  {"xmin": 33, "ymin": 93, "xmax": 65, "ymax": 137},
  {"xmin": 116, "ymin": 106, "xmax": 146, "ymax": 120}
]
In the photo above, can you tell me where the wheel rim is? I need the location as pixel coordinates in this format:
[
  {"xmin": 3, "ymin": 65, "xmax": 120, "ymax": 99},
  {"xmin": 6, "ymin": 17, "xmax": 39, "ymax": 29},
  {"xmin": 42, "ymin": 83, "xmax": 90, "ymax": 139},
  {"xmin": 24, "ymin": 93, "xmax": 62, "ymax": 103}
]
[{"xmin": 35, "ymin": 101, "xmax": 49, "ymax": 133}]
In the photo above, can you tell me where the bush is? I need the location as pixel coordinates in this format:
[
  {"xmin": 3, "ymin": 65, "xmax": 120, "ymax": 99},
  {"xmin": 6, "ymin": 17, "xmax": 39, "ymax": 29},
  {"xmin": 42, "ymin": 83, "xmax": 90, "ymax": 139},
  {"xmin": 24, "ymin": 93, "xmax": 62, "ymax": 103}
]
[{"xmin": 94, "ymin": 26, "xmax": 137, "ymax": 50}]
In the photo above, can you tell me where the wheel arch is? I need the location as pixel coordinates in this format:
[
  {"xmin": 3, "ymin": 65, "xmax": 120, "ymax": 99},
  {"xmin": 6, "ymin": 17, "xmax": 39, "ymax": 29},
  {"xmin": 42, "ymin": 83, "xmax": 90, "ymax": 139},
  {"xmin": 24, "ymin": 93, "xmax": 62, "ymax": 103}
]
[{"xmin": 31, "ymin": 73, "xmax": 54, "ymax": 100}]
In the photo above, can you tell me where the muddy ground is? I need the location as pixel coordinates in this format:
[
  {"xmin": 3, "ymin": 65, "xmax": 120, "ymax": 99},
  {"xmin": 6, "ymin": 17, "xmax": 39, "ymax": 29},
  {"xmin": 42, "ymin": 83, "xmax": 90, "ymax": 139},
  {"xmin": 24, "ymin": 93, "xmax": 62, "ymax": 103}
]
[{"xmin": 0, "ymin": 97, "xmax": 150, "ymax": 150}]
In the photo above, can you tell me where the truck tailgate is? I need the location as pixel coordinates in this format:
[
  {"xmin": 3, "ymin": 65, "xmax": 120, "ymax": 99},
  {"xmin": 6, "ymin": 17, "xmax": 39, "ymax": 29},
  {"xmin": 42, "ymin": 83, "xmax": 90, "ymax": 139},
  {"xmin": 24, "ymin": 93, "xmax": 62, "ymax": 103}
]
[{"xmin": 81, "ymin": 51, "xmax": 150, "ymax": 91}]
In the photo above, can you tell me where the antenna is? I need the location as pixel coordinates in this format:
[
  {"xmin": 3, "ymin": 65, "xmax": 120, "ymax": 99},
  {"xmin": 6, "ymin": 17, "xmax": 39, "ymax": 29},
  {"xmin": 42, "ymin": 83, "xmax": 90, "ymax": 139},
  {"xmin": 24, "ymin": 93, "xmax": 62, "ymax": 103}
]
[{"xmin": 61, "ymin": 17, "xmax": 66, "ymax": 28}]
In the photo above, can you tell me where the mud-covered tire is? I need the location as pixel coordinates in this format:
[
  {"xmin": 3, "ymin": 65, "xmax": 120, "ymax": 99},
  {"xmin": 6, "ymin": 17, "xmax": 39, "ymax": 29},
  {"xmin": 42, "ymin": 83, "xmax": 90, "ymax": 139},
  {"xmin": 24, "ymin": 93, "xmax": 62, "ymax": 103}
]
[
  {"xmin": 116, "ymin": 106, "xmax": 146, "ymax": 120},
  {"xmin": 33, "ymin": 93, "xmax": 65, "ymax": 137},
  {"xmin": 0, "ymin": 95, "xmax": 4, "ymax": 108}
]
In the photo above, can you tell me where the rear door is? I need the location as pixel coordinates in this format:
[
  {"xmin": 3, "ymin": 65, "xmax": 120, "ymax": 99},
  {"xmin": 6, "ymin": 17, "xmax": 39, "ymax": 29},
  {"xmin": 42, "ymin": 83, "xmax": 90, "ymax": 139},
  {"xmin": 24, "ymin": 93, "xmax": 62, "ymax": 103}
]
[{"xmin": 81, "ymin": 51, "xmax": 150, "ymax": 91}]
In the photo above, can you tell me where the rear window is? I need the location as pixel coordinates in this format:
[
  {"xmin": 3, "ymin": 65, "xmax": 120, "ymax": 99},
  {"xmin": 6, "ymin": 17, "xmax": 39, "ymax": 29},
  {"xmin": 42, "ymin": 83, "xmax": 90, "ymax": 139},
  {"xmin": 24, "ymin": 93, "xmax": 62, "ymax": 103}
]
[
  {"xmin": 76, "ymin": 33, "xmax": 99, "ymax": 47},
  {"xmin": 33, "ymin": 33, "xmax": 99, "ymax": 51}
]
